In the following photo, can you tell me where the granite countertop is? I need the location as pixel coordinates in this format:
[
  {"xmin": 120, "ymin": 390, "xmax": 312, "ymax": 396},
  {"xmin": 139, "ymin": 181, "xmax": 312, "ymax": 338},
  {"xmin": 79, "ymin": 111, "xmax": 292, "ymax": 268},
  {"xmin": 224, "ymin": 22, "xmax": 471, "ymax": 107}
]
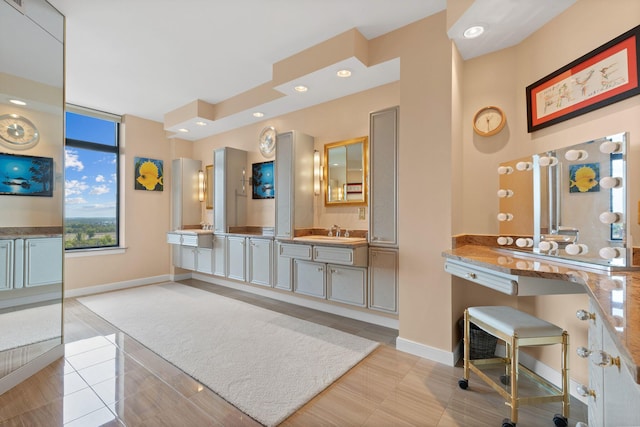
[
  {"xmin": 443, "ymin": 244, "xmax": 640, "ymax": 384},
  {"xmin": 0, "ymin": 226, "xmax": 63, "ymax": 239}
]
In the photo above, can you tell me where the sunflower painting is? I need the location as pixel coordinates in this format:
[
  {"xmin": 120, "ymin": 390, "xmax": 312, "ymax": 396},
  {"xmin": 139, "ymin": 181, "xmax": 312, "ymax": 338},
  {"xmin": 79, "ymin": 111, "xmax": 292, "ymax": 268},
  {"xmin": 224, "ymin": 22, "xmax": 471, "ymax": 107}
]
[
  {"xmin": 569, "ymin": 162, "xmax": 599, "ymax": 193},
  {"xmin": 135, "ymin": 157, "xmax": 163, "ymax": 191}
]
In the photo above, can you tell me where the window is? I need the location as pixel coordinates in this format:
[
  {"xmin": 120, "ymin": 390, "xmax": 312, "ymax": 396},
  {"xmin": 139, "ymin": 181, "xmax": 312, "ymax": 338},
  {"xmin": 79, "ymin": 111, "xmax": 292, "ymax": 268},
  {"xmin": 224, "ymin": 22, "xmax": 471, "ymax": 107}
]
[{"xmin": 64, "ymin": 106, "xmax": 121, "ymax": 250}]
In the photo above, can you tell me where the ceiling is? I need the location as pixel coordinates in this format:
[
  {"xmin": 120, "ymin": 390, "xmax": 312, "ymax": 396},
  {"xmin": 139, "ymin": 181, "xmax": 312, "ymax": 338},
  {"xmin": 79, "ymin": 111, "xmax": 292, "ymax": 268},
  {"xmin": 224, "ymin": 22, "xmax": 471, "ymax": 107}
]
[{"xmin": 45, "ymin": 0, "xmax": 575, "ymax": 139}]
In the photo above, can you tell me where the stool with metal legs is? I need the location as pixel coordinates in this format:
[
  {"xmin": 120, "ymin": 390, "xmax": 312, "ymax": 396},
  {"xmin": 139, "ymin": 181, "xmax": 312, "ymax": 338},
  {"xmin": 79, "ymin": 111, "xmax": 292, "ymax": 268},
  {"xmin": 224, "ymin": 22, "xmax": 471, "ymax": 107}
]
[{"xmin": 458, "ymin": 306, "xmax": 570, "ymax": 427}]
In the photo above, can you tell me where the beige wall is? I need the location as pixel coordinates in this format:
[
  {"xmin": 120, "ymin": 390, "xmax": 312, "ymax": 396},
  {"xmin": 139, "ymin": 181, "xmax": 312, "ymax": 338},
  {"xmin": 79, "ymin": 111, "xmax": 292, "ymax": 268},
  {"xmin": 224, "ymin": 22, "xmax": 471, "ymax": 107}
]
[{"xmin": 65, "ymin": 116, "xmax": 173, "ymax": 290}]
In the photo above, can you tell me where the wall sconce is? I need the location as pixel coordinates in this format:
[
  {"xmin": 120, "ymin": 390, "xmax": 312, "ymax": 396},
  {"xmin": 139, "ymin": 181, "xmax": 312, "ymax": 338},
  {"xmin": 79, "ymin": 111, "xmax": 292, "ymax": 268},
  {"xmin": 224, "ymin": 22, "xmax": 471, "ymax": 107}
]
[
  {"xmin": 198, "ymin": 170, "xmax": 205, "ymax": 202},
  {"xmin": 313, "ymin": 150, "xmax": 321, "ymax": 195}
]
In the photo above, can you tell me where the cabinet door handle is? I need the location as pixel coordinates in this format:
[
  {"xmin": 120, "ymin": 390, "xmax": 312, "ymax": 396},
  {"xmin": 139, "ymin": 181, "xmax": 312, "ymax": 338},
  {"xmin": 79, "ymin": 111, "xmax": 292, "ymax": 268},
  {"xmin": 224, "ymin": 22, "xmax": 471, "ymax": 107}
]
[
  {"xmin": 576, "ymin": 384, "xmax": 596, "ymax": 399},
  {"xmin": 317, "ymin": 267, "xmax": 323, "ymax": 272},
  {"xmin": 576, "ymin": 309, "xmax": 595, "ymax": 321},
  {"xmin": 464, "ymin": 272, "xmax": 476, "ymax": 280}
]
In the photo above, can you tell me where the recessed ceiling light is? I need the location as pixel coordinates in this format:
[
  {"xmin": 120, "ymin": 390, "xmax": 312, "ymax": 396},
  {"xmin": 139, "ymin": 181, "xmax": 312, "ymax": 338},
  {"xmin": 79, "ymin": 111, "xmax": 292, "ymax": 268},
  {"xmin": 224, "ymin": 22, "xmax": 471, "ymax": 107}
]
[
  {"xmin": 178, "ymin": 128, "xmax": 189, "ymax": 133},
  {"xmin": 336, "ymin": 69, "xmax": 351, "ymax": 78},
  {"xmin": 463, "ymin": 25, "xmax": 485, "ymax": 39},
  {"xmin": 9, "ymin": 99, "xmax": 26, "ymax": 106},
  {"xmin": 294, "ymin": 85, "xmax": 308, "ymax": 92},
  {"xmin": 195, "ymin": 121, "xmax": 207, "ymax": 126},
  {"xmin": 253, "ymin": 112, "xmax": 265, "ymax": 118}
]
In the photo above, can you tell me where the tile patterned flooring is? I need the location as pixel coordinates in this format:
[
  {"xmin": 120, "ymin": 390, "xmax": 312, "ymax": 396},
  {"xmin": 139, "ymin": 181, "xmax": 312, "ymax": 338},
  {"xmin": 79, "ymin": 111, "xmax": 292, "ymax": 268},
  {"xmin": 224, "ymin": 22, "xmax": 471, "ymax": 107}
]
[{"xmin": 0, "ymin": 279, "xmax": 587, "ymax": 426}]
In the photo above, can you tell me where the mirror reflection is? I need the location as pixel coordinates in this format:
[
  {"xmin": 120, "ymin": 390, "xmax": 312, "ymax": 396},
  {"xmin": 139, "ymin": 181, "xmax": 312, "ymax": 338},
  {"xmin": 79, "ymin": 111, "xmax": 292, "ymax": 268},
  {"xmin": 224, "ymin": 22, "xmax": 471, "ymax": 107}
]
[
  {"xmin": 498, "ymin": 132, "xmax": 629, "ymax": 269},
  {"xmin": 0, "ymin": 0, "xmax": 64, "ymax": 382},
  {"xmin": 324, "ymin": 136, "xmax": 368, "ymax": 206},
  {"xmin": 205, "ymin": 164, "xmax": 213, "ymax": 210}
]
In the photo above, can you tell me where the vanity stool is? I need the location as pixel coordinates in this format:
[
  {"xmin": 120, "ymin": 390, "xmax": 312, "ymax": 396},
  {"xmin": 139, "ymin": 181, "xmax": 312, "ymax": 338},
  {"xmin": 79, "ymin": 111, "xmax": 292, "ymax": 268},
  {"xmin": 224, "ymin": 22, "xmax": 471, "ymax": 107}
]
[{"xmin": 458, "ymin": 306, "xmax": 570, "ymax": 427}]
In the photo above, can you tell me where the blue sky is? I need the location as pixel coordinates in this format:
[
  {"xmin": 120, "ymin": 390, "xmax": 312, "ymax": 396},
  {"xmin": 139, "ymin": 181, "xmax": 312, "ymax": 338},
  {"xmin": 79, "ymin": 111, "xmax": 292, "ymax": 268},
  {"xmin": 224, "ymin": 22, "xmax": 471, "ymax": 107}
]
[{"xmin": 64, "ymin": 112, "xmax": 118, "ymax": 218}]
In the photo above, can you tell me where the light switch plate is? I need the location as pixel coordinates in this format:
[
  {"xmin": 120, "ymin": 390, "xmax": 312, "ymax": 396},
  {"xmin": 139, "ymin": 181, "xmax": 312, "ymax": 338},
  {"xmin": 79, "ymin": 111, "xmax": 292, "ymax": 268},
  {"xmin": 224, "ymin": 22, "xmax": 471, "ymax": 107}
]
[{"xmin": 358, "ymin": 207, "xmax": 366, "ymax": 220}]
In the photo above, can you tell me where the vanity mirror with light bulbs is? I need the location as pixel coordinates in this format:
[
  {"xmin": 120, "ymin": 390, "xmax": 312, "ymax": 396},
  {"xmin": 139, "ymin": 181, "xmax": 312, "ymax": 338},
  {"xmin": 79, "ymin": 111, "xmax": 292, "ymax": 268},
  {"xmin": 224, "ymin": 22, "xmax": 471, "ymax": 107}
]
[
  {"xmin": 497, "ymin": 132, "xmax": 631, "ymax": 269},
  {"xmin": 324, "ymin": 136, "xmax": 368, "ymax": 206}
]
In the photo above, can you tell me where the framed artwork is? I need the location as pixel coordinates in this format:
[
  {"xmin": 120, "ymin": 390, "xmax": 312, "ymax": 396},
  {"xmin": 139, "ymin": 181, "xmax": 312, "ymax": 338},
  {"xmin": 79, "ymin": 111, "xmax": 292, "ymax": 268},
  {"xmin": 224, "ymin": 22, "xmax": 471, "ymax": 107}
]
[
  {"xmin": 134, "ymin": 157, "xmax": 163, "ymax": 191},
  {"xmin": 569, "ymin": 163, "xmax": 600, "ymax": 193},
  {"xmin": 0, "ymin": 152, "xmax": 53, "ymax": 197},
  {"xmin": 526, "ymin": 24, "xmax": 640, "ymax": 132},
  {"xmin": 346, "ymin": 183, "xmax": 362, "ymax": 194},
  {"xmin": 252, "ymin": 161, "xmax": 274, "ymax": 199}
]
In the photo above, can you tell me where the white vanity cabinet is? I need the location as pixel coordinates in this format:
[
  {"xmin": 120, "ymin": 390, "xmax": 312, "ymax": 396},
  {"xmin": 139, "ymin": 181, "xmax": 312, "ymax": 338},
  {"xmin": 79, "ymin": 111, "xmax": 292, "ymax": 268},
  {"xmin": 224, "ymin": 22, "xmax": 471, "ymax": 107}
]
[
  {"xmin": 226, "ymin": 236, "xmax": 246, "ymax": 281},
  {"xmin": 294, "ymin": 260, "xmax": 326, "ymax": 298},
  {"xmin": 196, "ymin": 248, "xmax": 213, "ymax": 274},
  {"xmin": 369, "ymin": 106, "xmax": 398, "ymax": 247},
  {"xmin": 247, "ymin": 237, "xmax": 272, "ymax": 287},
  {"xmin": 274, "ymin": 241, "xmax": 293, "ymax": 290},
  {"xmin": 368, "ymin": 248, "xmax": 398, "ymax": 313},
  {"xmin": 166, "ymin": 232, "xmax": 213, "ymax": 273},
  {"xmin": 0, "ymin": 240, "xmax": 13, "ymax": 291},
  {"xmin": 274, "ymin": 131, "xmax": 314, "ymax": 239},
  {"xmin": 580, "ymin": 300, "xmax": 640, "ymax": 427},
  {"xmin": 327, "ymin": 264, "xmax": 366, "ymax": 307},
  {"xmin": 212, "ymin": 234, "xmax": 226, "ymax": 277}
]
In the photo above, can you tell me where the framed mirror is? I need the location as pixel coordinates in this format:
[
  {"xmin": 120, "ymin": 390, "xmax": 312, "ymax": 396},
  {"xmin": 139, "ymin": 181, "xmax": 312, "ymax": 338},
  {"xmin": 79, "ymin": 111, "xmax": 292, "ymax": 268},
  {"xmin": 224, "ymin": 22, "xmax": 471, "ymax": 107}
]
[
  {"xmin": 205, "ymin": 164, "xmax": 213, "ymax": 210},
  {"xmin": 324, "ymin": 136, "xmax": 368, "ymax": 206}
]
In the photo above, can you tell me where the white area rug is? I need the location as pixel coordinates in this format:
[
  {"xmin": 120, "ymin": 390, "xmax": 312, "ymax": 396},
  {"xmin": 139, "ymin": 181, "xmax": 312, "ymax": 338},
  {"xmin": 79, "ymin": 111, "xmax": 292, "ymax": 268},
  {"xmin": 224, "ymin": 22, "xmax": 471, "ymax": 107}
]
[
  {"xmin": 0, "ymin": 303, "xmax": 62, "ymax": 352},
  {"xmin": 78, "ymin": 283, "xmax": 378, "ymax": 426}
]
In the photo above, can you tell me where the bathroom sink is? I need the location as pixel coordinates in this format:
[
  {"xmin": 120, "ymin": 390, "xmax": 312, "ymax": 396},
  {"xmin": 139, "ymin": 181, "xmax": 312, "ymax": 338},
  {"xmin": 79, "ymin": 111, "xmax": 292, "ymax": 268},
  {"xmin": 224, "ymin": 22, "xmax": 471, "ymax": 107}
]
[{"xmin": 293, "ymin": 235, "xmax": 367, "ymax": 244}]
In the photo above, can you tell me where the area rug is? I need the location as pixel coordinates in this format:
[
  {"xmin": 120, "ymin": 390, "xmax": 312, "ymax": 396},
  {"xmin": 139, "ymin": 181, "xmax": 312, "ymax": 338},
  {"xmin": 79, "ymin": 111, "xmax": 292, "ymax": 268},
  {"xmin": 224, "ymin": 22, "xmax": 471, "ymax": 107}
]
[
  {"xmin": 0, "ymin": 303, "xmax": 62, "ymax": 352},
  {"xmin": 78, "ymin": 282, "xmax": 378, "ymax": 426}
]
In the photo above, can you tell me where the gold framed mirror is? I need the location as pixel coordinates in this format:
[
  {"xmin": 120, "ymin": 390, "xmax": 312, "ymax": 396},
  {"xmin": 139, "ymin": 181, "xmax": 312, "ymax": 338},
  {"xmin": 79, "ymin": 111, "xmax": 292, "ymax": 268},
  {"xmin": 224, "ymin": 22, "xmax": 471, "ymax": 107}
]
[
  {"xmin": 205, "ymin": 164, "xmax": 213, "ymax": 210},
  {"xmin": 324, "ymin": 136, "xmax": 368, "ymax": 206}
]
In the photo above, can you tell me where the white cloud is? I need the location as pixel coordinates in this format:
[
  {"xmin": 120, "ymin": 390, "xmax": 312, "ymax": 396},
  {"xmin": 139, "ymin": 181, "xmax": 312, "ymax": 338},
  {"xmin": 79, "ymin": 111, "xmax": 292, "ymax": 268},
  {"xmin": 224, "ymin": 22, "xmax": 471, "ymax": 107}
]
[
  {"xmin": 65, "ymin": 179, "xmax": 89, "ymax": 197},
  {"xmin": 90, "ymin": 185, "xmax": 110, "ymax": 195},
  {"xmin": 65, "ymin": 197, "xmax": 86, "ymax": 204},
  {"xmin": 65, "ymin": 149, "xmax": 84, "ymax": 171},
  {"xmin": 96, "ymin": 174, "xmax": 105, "ymax": 182}
]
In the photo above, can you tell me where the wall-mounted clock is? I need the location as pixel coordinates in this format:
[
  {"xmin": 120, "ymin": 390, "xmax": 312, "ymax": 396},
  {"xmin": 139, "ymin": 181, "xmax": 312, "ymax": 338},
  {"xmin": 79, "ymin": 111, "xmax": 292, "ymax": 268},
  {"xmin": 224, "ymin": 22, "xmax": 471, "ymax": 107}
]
[
  {"xmin": 258, "ymin": 126, "xmax": 277, "ymax": 158},
  {"xmin": 473, "ymin": 106, "xmax": 506, "ymax": 137},
  {"xmin": 0, "ymin": 113, "xmax": 40, "ymax": 149}
]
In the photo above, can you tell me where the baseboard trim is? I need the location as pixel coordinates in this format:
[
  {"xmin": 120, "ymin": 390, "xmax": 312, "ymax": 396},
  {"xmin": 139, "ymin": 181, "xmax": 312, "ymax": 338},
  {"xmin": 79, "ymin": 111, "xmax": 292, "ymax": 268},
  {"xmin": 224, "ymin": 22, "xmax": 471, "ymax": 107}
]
[
  {"xmin": 192, "ymin": 273, "xmax": 399, "ymax": 329},
  {"xmin": 0, "ymin": 344, "xmax": 64, "ymax": 395},
  {"xmin": 396, "ymin": 336, "xmax": 457, "ymax": 366},
  {"xmin": 64, "ymin": 274, "xmax": 171, "ymax": 298}
]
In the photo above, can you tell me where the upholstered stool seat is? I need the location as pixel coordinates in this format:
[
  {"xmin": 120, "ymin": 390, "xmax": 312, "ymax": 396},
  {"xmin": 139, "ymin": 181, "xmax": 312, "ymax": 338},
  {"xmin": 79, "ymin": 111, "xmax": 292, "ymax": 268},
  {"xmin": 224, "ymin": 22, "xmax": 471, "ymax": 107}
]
[{"xmin": 459, "ymin": 306, "xmax": 570, "ymax": 427}]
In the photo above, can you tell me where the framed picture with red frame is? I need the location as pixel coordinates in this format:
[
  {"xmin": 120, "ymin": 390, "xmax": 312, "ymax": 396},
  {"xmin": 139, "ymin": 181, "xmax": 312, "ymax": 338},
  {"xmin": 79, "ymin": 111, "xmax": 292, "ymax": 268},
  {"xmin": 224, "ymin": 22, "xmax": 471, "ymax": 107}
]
[{"xmin": 526, "ymin": 24, "xmax": 640, "ymax": 133}]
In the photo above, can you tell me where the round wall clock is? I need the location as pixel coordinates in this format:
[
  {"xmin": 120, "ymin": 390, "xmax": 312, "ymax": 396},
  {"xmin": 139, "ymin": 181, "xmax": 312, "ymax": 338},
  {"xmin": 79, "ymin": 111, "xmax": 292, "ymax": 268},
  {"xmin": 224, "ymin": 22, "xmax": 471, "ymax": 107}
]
[
  {"xmin": 473, "ymin": 106, "xmax": 506, "ymax": 137},
  {"xmin": 0, "ymin": 113, "xmax": 40, "ymax": 149},
  {"xmin": 258, "ymin": 126, "xmax": 277, "ymax": 158}
]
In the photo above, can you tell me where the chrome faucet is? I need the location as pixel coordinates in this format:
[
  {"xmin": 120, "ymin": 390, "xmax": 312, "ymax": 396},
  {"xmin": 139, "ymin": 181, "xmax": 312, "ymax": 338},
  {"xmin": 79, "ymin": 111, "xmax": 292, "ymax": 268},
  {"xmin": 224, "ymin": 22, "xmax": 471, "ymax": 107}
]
[{"xmin": 329, "ymin": 224, "xmax": 341, "ymax": 237}]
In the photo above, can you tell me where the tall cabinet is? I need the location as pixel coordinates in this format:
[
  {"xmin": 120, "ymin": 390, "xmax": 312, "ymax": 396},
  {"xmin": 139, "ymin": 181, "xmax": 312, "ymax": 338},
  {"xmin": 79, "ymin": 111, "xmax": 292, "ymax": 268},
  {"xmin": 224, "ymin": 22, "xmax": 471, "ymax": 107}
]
[
  {"xmin": 171, "ymin": 158, "xmax": 202, "ymax": 230},
  {"xmin": 274, "ymin": 131, "xmax": 314, "ymax": 239},
  {"xmin": 368, "ymin": 106, "xmax": 399, "ymax": 314},
  {"xmin": 214, "ymin": 147, "xmax": 248, "ymax": 233}
]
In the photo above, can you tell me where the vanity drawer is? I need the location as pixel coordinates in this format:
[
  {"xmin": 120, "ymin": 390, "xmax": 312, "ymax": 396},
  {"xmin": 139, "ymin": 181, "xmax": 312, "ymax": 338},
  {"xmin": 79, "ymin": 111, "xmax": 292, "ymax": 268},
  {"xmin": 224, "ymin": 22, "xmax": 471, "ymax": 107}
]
[
  {"xmin": 444, "ymin": 259, "xmax": 518, "ymax": 295},
  {"xmin": 279, "ymin": 243, "xmax": 312, "ymax": 260},
  {"xmin": 166, "ymin": 233, "xmax": 182, "ymax": 245},
  {"xmin": 313, "ymin": 245, "xmax": 368, "ymax": 267},
  {"xmin": 180, "ymin": 234, "xmax": 213, "ymax": 248}
]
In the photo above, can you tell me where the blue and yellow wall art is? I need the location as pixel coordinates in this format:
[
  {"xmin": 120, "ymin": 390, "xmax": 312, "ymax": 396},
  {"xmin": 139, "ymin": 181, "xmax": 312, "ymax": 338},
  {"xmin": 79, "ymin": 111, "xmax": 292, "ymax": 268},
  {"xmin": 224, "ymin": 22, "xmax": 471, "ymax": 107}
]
[
  {"xmin": 569, "ymin": 162, "xmax": 599, "ymax": 193},
  {"xmin": 134, "ymin": 157, "xmax": 163, "ymax": 191}
]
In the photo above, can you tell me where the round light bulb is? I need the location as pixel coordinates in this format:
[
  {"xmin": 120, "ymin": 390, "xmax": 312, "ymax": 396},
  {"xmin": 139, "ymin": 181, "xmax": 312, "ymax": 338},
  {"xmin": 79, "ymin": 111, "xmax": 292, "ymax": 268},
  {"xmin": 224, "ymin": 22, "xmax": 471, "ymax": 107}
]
[
  {"xmin": 515, "ymin": 238, "xmax": 533, "ymax": 248},
  {"xmin": 538, "ymin": 156, "xmax": 558, "ymax": 167},
  {"xmin": 599, "ymin": 176, "xmax": 622, "ymax": 189},
  {"xmin": 539, "ymin": 241, "xmax": 558, "ymax": 252},
  {"xmin": 516, "ymin": 161, "xmax": 533, "ymax": 171},
  {"xmin": 599, "ymin": 140, "xmax": 622, "ymax": 154},
  {"xmin": 599, "ymin": 211, "xmax": 622, "ymax": 224},
  {"xmin": 599, "ymin": 247, "xmax": 623, "ymax": 260},
  {"xmin": 565, "ymin": 149, "xmax": 588, "ymax": 161},
  {"xmin": 497, "ymin": 236, "xmax": 514, "ymax": 246},
  {"xmin": 566, "ymin": 243, "xmax": 588, "ymax": 256},
  {"xmin": 497, "ymin": 189, "xmax": 514, "ymax": 198},
  {"xmin": 497, "ymin": 212, "xmax": 513, "ymax": 222},
  {"xmin": 497, "ymin": 166, "xmax": 513, "ymax": 175}
]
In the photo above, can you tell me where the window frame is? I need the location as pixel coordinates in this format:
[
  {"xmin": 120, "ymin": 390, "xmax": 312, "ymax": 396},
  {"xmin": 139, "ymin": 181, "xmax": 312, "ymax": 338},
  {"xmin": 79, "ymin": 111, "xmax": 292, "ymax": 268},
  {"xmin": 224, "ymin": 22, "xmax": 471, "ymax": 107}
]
[{"xmin": 64, "ymin": 105, "xmax": 122, "ymax": 252}]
